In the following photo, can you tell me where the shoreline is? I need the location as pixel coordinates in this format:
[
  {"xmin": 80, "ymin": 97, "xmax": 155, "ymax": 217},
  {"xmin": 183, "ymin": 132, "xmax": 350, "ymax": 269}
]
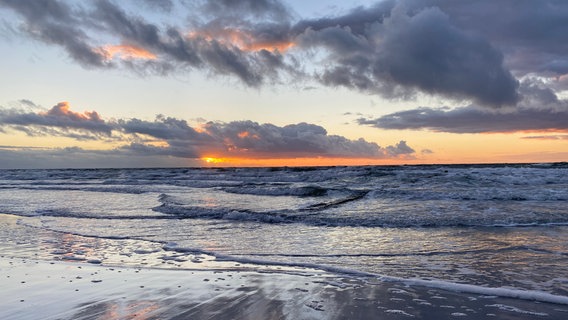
[
  {"xmin": 2, "ymin": 257, "xmax": 567, "ymax": 319},
  {"xmin": 2, "ymin": 213, "xmax": 568, "ymax": 319}
]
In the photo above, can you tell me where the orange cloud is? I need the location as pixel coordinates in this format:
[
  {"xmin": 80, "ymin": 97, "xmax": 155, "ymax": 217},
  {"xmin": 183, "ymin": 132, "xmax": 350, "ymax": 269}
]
[
  {"xmin": 237, "ymin": 131, "xmax": 249, "ymax": 138},
  {"xmin": 100, "ymin": 44, "xmax": 157, "ymax": 60},
  {"xmin": 188, "ymin": 28, "xmax": 294, "ymax": 53},
  {"xmin": 479, "ymin": 129, "xmax": 568, "ymax": 135},
  {"xmin": 237, "ymin": 131, "xmax": 260, "ymax": 139},
  {"xmin": 43, "ymin": 101, "xmax": 103, "ymax": 122}
]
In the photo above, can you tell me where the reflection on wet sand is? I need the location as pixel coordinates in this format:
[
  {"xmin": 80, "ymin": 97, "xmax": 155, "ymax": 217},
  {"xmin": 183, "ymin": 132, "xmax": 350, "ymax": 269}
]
[
  {"xmin": 2, "ymin": 257, "xmax": 566, "ymax": 320},
  {"xmin": 2, "ymin": 215, "xmax": 567, "ymax": 319}
]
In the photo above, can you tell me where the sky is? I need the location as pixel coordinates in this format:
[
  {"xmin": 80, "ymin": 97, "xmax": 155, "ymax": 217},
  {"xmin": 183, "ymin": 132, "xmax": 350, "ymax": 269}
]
[{"xmin": 0, "ymin": 0, "xmax": 567, "ymax": 169}]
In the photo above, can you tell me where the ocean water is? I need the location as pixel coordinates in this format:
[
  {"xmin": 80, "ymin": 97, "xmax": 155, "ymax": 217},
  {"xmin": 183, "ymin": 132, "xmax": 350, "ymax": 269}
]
[{"xmin": 1, "ymin": 164, "xmax": 567, "ymax": 305}]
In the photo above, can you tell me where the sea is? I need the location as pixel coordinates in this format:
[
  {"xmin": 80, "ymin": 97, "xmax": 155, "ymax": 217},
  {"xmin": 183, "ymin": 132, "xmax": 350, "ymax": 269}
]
[{"xmin": 1, "ymin": 163, "xmax": 568, "ymax": 313}]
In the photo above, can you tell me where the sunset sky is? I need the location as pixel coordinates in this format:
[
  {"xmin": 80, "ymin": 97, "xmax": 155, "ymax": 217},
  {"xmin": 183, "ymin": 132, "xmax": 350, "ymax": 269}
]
[{"xmin": 0, "ymin": 0, "xmax": 567, "ymax": 168}]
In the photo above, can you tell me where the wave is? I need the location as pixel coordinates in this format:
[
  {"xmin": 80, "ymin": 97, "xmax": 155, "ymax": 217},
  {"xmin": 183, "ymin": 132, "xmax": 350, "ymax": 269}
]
[
  {"xmin": 2, "ymin": 164, "xmax": 567, "ymax": 228},
  {"xmin": 162, "ymin": 242, "xmax": 568, "ymax": 306},
  {"xmin": 221, "ymin": 185, "xmax": 330, "ymax": 197},
  {"xmin": 14, "ymin": 217, "xmax": 568, "ymax": 306},
  {"xmin": 152, "ymin": 203, "xmax": 568, "ymax": 228},
  {"xmin": 28, "ymin": 208, "xmax": 174, "ymax": 220},
  {"xmin": 228, "ymin": 245, "xmax": 568, "ymax": 258},
  {"xmin": 5, "ymin": 185, "xmax": 149, "ymax": 195},
  {"xmin": 2, "ymin": 165, "xmax": 567, "ymax": 202}
]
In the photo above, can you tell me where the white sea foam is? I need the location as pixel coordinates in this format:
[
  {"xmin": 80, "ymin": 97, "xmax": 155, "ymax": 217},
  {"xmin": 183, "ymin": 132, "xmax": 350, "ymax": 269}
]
[
  {"xmin": 384, "ymin": 309, "xmax": 415, "ymax": 317},
  {"xmin": 381, "ymin": 276, "xmax": 568, "ymax": 305},
  {"xmin": 162, "ymin": 242, "xmax": 568, "ymax": 306},
  {"xmin": 2, "ymin": 164, "xmax": 568, "ymax": 305},
  {"xmin": 485, "ymin": 304, "xmax": 549, "ymax": 316}
]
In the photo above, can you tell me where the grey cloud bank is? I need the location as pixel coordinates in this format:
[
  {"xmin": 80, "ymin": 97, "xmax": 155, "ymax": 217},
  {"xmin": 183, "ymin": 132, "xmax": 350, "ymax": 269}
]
[
  {"xmin": 4, "ymin": 0, "xmax": 566, "ymax": 108},
  {"xmin": 2, "ymin": 0, "xmax": 568, "ymax": 139},
  {"xmin": 359, "ymin": 80, "xmax": 568, "ymax": 133},
  {"xmin": 0, "ymin": 101, "xmax": 415, "ymax": 167}
]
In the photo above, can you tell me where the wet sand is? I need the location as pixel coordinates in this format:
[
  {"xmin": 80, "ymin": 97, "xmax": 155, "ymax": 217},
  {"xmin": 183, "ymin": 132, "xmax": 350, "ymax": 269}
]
[
  {"xmin": 2, "ymin": 257, "xmax": 567, "ymax": 320},
  {"xmin": 1, "ymin": 214, "xmax": 567, "ymax": 319}
]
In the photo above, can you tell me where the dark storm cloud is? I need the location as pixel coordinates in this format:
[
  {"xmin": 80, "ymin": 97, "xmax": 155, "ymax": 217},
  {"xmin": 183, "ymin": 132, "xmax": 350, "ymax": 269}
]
[
  {"xmin": 296, "ymin": 5, "xmax": 519, "ymax": 107},
  {"xmin": 8, "ymin": 0, "xmax": 568, "ymax": 106},
  {"xmin": 402, "ymin": 0, "xmax": 568, "ymax": 77},
  {"xmin": 291, "ymin": 1, "xmax": 394, "ymax": 35},
  {"xmin": 294, "ymin": 0, "xmax": 568, "ymax": 97},
  {"xmin": 92, "ymin": 0, "xmax": 292, "ymax": 85},
  {"xmin": 92, "ymin": 0, "xmax": 201, "ymax": 67},
  {"xmin": 201, "ymin": 0, "xmax": 292, "ymax": 22},
  {"xmin": 0, "ymin": 0, "xmax": 108, "ymax": 67},
  {"xmin": 0, "ymin": 101, "xmax": 413, "ymax": 159},
  {"xmin": 141, "ymin": 0, "xmax": 173, "ymax": 12}
]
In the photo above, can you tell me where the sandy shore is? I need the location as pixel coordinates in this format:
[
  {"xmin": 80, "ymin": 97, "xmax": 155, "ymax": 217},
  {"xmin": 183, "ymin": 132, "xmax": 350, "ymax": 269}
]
[
  {"xmin": 1, "ymin": 214, "xmax": 567, "ymax": 319},
  {"xmin": 1, "ymin": 257, "xmax": 567, "ymax": 320}
]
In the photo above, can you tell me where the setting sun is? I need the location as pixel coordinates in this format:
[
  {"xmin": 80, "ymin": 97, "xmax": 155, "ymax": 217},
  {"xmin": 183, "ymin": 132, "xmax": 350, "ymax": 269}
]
[{"xmin": 202, "ymin": 157, "xmax": 225, "ymax": 164}]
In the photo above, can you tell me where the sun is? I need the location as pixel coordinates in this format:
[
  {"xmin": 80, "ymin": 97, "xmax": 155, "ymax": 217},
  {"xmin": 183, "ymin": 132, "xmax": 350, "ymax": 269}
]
[{"xmin": 202, "ymin": 157, "xmax": 225, "ymax": 164}]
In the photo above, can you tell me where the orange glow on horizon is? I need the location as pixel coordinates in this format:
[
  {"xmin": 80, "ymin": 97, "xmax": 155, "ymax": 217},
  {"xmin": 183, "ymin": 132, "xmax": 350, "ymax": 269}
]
[
  {"xmin": 198, "ymin": 157, "xmax": 415, "ymax": 167},
  {"xmin": 202, "ymin": 157, "xmax": 227, "ymax": 164},
  {"xmin": 100, "ymin": 44, "xmax": 157, "ymax": 60}
]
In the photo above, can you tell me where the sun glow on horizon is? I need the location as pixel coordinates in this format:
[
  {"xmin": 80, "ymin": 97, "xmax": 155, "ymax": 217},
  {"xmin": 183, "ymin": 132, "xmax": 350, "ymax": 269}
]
[
  {"xmin": 202, "ymin": 157, "xmax": 226, "ymax": 164},
  {"xmin": 197, "ymin": 156, "xmax": 416, "ymax": 167}
]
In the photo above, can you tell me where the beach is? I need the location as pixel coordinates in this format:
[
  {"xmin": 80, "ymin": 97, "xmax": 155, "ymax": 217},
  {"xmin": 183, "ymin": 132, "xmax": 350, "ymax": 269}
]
[
  {"xmin": 1, "ymin": 165, "xmax": 568, "ymax": 319},
  {"xmin": 2, "ymin": 213, "xmax": 568, "ymax": 319},
  {"xmin": 3, "ymin": 257, "xmax": 567, "ymax": 319}
]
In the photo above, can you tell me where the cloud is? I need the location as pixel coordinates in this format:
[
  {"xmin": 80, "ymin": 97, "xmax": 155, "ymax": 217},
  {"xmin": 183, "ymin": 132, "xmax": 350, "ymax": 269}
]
[
  {"xmin": 0, "ymin": 101, "xmax": 415, "ymax": 162},
  {"xmin": 0, "ymin": 146, "xmax": 195, "ymax": 169},
  {"xmin": 522, "ymin": 135, "xmax": 568, "ymax": 141},
  {"xmin": 100, "ymin": 44, "xmax": 157, "ymax": 60},
  {"xmin": 0, "ymin": 101, "xmax": 114, "ymax": 138},
  {"xmin": 200, "ymin": 120, "xmax": 393, "ymax": 158},
  {"xmin": 0, "ymin": 0, "xmax": 108, "ymax": 67},
  {"xmin": 141, "ymin": 0, "xmax": 173, "ymax": 12},
  {"xmin": 358, "ymin": 80, "xmax": 568, "ymax": 133},
  {"xmin": 6, "ymin": 0, "xmax": 568, "ymax": 106},
  {"xmin": 296, "ymin": 4, "xmax": 519, "ymax": 107},
  {"xmin": 120, "ymin": 117, "xmax": 411, "ymax": 159},
  {"xmin": 386, "ymin": 140, "xmax": 415, "ymax": 156},
  {"xmin": 200, "ymin": 0, "xmax": 293, "ymax": 22},
  {"xmin": 402, "ymin": 0, "xmax": 568, "ymax": 79},
  {"xmin": 359, "ymin": 106, "xmax": 568, "ymax": 133},
  {"xmin": 359, "ymin": 104, "xmax": 568, "ymax": 134}
]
